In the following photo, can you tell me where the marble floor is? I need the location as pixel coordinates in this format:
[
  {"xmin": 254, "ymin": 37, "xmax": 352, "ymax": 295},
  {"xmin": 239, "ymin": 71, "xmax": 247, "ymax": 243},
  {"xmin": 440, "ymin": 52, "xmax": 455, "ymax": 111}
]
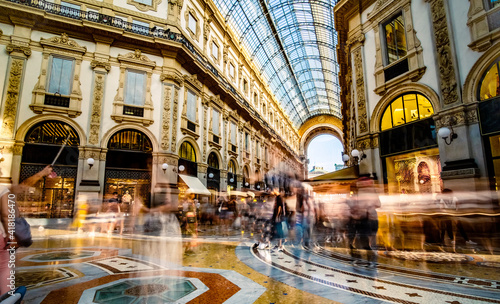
[{"xmin": 12, "ymin": 227, "xmax": 500, "ymax": 304}]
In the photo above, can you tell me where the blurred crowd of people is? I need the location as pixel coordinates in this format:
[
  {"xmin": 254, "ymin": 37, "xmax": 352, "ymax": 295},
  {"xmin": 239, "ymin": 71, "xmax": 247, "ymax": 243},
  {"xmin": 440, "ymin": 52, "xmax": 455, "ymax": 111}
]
[{"xmin": 67, "ymin": 172, "xmax": 500, "ymax": 259}]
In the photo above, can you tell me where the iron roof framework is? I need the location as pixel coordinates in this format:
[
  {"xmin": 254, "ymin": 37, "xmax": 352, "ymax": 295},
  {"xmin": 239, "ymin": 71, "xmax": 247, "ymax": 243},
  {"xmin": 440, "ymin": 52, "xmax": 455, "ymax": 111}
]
[{"xmin": 213, "ymin": 0, "xmax": 341, "ymax": 128}]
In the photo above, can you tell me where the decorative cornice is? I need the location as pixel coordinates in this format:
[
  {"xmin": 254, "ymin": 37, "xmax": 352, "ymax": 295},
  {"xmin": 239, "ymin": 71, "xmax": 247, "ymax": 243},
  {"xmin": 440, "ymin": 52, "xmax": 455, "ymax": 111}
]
[
  {"xmin": 40, "ymin": 33, "xmax": 87, "ymax": 54},
  {"xmin": 183, "ymin": 74, "xmax": 202, "ymax": 91},
  {"xmin": 127, "ymin": 0, "xmax": 161, "ymax": 12},
  {"xmin": 6, "ymin": 44, "xmax": 31, "ymax": 57},
  {"xmin": 117, "ymin": 49, "xmax": 156, "ymax": 68}
]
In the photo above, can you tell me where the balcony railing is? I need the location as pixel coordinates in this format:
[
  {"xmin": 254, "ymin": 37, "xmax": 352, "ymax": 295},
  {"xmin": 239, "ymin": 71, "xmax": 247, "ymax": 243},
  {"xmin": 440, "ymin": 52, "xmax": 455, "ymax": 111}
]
[
  {"xmin": 123, "ymin": 105, "xmax": 144, "ymax": 117},
  {"xmin": 44, "ymin": 94, "xmax": 70, "ymax": 107},
  {"xmin": 5, "ymin": 0, "xmax": 299, "ymax": 159}
]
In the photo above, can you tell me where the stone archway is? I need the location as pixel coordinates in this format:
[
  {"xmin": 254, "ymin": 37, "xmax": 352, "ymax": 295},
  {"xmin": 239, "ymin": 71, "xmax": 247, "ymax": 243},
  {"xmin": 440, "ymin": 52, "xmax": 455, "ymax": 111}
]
[{"xmin": 298, "ymin": 115, "xmax": 344, "ymax": 179}]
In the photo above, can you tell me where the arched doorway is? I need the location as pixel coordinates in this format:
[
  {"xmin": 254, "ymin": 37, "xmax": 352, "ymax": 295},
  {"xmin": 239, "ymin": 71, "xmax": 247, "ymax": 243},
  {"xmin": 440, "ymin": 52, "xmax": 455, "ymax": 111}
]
[
  {"xmin": 207, "ymin": 152, "xmax": 220, "ymax": 203},
  {"xmin": 104, "ymin": 129, "xmax": 153, "ymax": 208},
  {"xmin": 20, "ymin": 120, "xmax": 80, "ymax": 218}
]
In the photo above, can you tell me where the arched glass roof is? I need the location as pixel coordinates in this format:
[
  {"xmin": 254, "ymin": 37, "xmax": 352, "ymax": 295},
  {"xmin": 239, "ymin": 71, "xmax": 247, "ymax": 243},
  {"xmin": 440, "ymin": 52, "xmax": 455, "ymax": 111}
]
[{"xmin": 212, "ymin": 0, "xmax": 340, "ymax": 128}]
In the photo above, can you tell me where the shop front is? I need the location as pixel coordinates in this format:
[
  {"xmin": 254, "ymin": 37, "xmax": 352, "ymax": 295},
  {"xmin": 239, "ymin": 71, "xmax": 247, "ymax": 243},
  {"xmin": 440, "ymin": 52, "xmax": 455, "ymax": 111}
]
[
  {"xmin": 104, "ymin": 129, "xmax": 153, "ymax": 210},
  {"xmin": 379, "ymin": 93, "xmax": 442, "ymax": 194},
  {"xmin": 19, "ymin": 121, "xmax": 79, "ymax": 218},
  {"xmin": 478, "ymin": 56, "xmax": 500, "ymax": 202},
  {"xmin": 207, "ymin": 152, "xmax": 220, "ymax": 204}
]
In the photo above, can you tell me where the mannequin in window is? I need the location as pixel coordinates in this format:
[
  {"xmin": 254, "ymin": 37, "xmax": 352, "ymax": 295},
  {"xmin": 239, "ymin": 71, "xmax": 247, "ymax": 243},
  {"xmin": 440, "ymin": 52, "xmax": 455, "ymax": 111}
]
[{"xmin": 122, "ymin": 190, "xmax": 132, "ymax": 204}]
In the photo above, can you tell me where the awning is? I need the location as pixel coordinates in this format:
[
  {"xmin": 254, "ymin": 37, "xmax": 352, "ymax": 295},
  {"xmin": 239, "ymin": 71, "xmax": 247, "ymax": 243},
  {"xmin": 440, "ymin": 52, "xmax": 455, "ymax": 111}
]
[{"xmin": 178, "ymin": 174, "xmax": 211, "ymax": 195}]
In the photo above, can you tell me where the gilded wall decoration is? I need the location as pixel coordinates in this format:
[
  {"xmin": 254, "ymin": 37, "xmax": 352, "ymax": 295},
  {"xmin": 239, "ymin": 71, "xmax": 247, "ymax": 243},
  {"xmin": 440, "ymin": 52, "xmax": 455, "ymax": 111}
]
[
  {"xmin": 353, "ymin": 48, "xmax": 368, "ymax": 134},
  {"xmin": 429, "ymin": 0, "xmax": 459, "ymax": 105},
  {"xmin": 1, "ymin": 59, "xmax": 24, "ymax": 138},
  {"xmin": 88, "ymin": 73, "xmax": 105, "ymax": 145},
  {"xmin": 161, "ymin": 85, "xmax": 172, "ymax": 151},
  {"xmin": 171, "ymin": 87, "xmax": 179, "ymax": 152}
]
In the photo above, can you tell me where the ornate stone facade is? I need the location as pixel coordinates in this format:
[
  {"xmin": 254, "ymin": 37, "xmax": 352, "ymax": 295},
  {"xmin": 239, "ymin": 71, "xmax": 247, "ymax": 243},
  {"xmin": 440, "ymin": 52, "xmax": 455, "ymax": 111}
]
[
  {"xmin": 1, "ymin": 59, "xmax": 24, "ymax": 138},
  {"xmin": 353, "ymin": 48, "xmax": 368, "ymax": 134},
  {"xmin": 88, "ymin": 72, "xmax": 106, "ymax": 145},
  {"xmin": 429, "ymin": 0, "xmax": 460, "ymax": 105}
]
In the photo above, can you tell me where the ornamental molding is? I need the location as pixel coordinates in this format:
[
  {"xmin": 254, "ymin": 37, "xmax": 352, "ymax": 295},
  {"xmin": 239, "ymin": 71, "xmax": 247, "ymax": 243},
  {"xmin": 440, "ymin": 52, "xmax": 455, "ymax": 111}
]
[
  {"xmin": 168, "ymin": 0, "xmax": 183, "ymax": 9},
  {"xmin": 0, "ymin": 59, "xmax": 24, "ymax": 138},
  {"xmin": 160, "ymin": 85, "xmax": 172, "ymax": 151},
  {"xmin": 88, "ymin": 73, "xmax": 105, "ymax": 145},
  {"xmin": 210, "ymin": 95, "xmax": 224, "ymax": 110},
  {"xmin": 203, "ymin": 16, "xmax": 212, "ymax": 42},
  {"xmin": 40, "ymin": 33, "xmax": 87, "ymax": 54},
  {"xmin": 6, "ymin": 44, "xmax": 31, "ymax": 57},
  {"xmin": 346, "ymin": 33, "xmax": 364, "ymax": 47},
  {"xmin": 185, "ymin": 6, "xmax": 201, "ymax": 41},
  {"xmin": 183, "ymin": 74, "xmax": 202, "ymax": 91},
  {"xmin": 171, "ymin": 87, "xmax": 179, "ymax": 152},
  {"xmin": 355, "ymin": 135, "xmax": 379, "ymax": 150},
  {"xmin": 368, "ymin": 0, "xmax": 410, "ymax": 22},
  {"xmin": 90, "ymin": 60, "xmax": 111, "ymax": 72},
  {"xmin": 160, "ymin": 72, "xmax": 184, "ymax": 86},
  {"xmin": 441, "ymin": 168, "xmax": 480, "ymax": 180},
  {"xmin": 429, "ymin": 0, "xmax": 460, "ymax": 105},
  {"xmin": 353, "ymin": 48, "xmax": 368, "ymax": 134},
  {"xmin": 127, "ymin": 0, "xmax": 161, "ymax": 12},
  {"xmin": 117, "ymin": 49, "xmax": 156, "ymax": 68}
]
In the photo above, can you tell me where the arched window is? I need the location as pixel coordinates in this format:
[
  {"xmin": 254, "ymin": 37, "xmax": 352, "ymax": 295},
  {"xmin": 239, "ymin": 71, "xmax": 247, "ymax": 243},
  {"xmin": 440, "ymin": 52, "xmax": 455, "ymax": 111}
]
[
  {"xmin": 380, "ymin": 93, "xmax": 434, "ymax": 131},
  {"xmin": 207, "ymin": 152, "xmax": 219, "ymax": 169},
  {"xmin": 228, "ymin": 160, "xmax": 236, "ymax": 173},
  {"xmin": 25, "ymin": 120, "xmax": 79, "ymax": 146},
  {"xmin": 179, "ymin": 141, "xmax": 196, "ymax": 162},
  {"xmin": 478, "ymin": 57, "xmax": 500, "ymax": 101},
  {"xmin": 243, "ymin": 166, "xmax": 249, "ymax": 178},
  {"xmin": 108, "ymin": 129, "xmax": 152, "ymax": 151}
]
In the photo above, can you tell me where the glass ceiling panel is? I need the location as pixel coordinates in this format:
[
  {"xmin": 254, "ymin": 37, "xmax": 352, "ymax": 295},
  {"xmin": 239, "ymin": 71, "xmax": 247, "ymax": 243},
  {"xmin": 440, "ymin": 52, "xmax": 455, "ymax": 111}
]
[{"xmin": 212, "ymin": 0, "xmax": 341, "ymax": 127}]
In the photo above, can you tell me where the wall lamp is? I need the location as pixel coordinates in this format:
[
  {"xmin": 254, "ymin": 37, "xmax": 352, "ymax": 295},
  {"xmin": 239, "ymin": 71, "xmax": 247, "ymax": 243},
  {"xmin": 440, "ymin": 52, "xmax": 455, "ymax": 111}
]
[
  {"xmin": 208, "ymin": 172, "xmax": 214, "ymax": 178},
  {"xmin": 162, "ymin": 163, "xmax": 168, "ymax": 173},
  {"xmin": 438, "ymin": 121, "xmax": 458, "ymax": 145},
  {"xmin": 351, "ymin": 149, "xmax": 366, "ymax": 160},
  {"xmin": 229, "ymin": 178, "xmax": 234, "ymax": 183},
  {"xmin": 178, "ymin": 165, "xmax": 185, "ymax": 172},
  {"xmin": 342, "ymin": 153, "xmax": 350, "ymax": 164},
  {"xmin": 245, "ymin": 182, "xmax": 249, "ymax": 187},
  {"xmin": 87, "ymin": 157, "xmax": 94, "ymax": 169}
]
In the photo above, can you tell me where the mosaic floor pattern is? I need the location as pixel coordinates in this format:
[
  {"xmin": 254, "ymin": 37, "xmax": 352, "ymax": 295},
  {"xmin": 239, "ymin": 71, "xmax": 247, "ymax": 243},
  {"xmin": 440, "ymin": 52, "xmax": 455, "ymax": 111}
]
[{"xmin": 13, "ymin": 233, "xmax": 500, "ymax": 303}]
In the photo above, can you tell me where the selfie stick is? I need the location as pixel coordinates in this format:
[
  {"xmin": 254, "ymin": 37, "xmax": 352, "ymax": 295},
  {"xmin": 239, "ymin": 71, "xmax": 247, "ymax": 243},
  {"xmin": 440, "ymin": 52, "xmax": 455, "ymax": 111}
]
[{"xmin": 50, "ymin": 126, "xmax": 72, "ymax": 166}]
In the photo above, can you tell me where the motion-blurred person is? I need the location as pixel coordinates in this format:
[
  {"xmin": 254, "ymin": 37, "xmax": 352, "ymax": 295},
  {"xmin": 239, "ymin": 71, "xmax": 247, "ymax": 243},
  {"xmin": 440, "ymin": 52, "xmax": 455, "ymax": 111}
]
[
  {"xmin": 184, "ymin": 190, "xmax": 198, "ymax": 237},
  {"xmin": 303, "ymin": 193, "xmax": 317, "ymax": 248},
  {"xmin": 358, "ymin": 177, "xmax": 381, "ymax": 251},
  {"xmin": 271, "ymin": 189, "xmax": 287, "ymax": 251},
  {"xmin": 347, "ymin": 177, "xmax": 379, "ymax": 264},
  {"xmin": 104, "ymin": 192, "xmax": 121, "ymax": 234},
  {"xmin": 438, "ymin": 189, "xmax": 477, "ymax": 248},
  {"xmin": 295, "ymin": 186, "xmax": 305, "ymax": 246},
  {"xmin": 1, "ymin": 165, "xmax": 53, "ymax": 299}
]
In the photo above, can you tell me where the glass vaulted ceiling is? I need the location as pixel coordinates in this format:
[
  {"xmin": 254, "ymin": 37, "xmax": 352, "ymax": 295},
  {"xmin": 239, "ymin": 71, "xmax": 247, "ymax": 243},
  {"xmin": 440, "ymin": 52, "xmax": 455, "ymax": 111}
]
[{"xmin": 212, "ymin": 0, "xmax": 341, "ymax": 127}]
